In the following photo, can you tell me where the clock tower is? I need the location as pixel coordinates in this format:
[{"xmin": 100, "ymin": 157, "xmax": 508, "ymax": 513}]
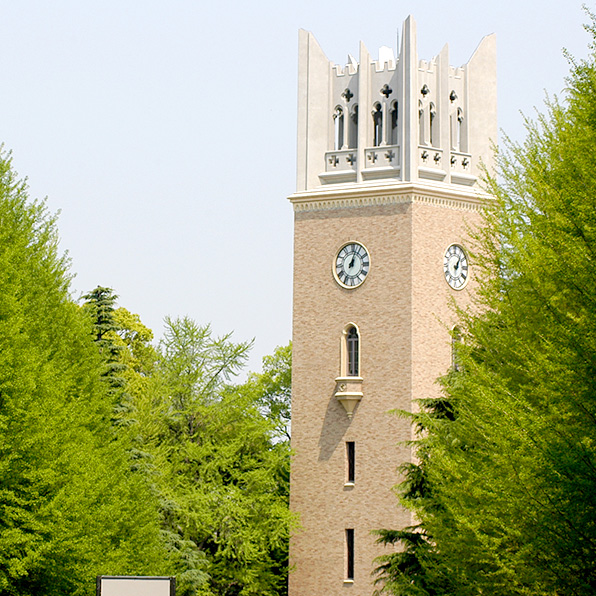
[{"xmin": 288, "ymin": 16, "xmax": 496, "ymax": 596}]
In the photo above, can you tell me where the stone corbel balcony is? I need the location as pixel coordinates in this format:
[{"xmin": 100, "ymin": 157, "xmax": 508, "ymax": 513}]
[
  {"xmin": 320, "ymin": 149, "xmax": 357, "ymax": 183},
  {"xmin": 334, "ymin": 376, "xmax": 363, "ymax": 419},
  {"xmin": 362, "ymin": 144, "xmax": 400, "ymax": 180},
  {"xmin": 418, "ymin": 146, "xmax": 446, "ymax": 181},
  {"xmin": 449, "ymin": 151, "xmax": 476, "ymax": 186}
]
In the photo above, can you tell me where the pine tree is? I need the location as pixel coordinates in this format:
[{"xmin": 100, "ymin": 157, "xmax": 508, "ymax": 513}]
[
  {"xmin": 374, "ymin": 394, "xmax": 457, "ymax": 596},
  {"xmin": 82, "ymin": 286, "xmax": 128, "ymax": 411}
]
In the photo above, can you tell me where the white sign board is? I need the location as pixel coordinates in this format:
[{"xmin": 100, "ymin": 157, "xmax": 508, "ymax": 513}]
[{"xmin": 97, "ymin": 576, "xmax": 175, "ymax": 596}]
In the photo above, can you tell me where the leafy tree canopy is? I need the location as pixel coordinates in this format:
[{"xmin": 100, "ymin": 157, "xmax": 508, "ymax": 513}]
[
  {"xmin": 109, "ymin": 311, "xmax": 293, "ymax": 596},
  {"xmin": 0, "ymin": 152, "xmax": 172, "ymax": 596},
  {"xmin": 377, "ymin": 11, "xmax": 596, "ymax": 596}
]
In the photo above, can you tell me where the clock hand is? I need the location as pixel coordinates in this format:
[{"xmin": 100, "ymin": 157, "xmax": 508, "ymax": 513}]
[{"xmin": 349, "ymin": 257, "xmax": 355, "ymax": 269}]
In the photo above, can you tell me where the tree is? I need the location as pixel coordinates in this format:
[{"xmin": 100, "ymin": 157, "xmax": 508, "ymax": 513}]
[
  {"xmin": 374, "ymin": 395, "xmax": 457, "ymax": 596},
  {"xmin": 242, "ymin": 343, "xmax": 292, "ymax": 442},
  {"xmin": 93, "ymin": 307, "xmax": 212, "ymax": 595},
  {"xmin": 0, "ymin": 151, "xmax": 172, "ymax": 596},
  {"xmin": 126, "ymin": 318, "xmax": 293, "ymax": 596},
  {"xmin": 379, "ymin": 12, "xmax": 596, "ymax": 596},
  {"xmin": 82, "ymin": 286, "xmax": 128, "ymax": 416}
]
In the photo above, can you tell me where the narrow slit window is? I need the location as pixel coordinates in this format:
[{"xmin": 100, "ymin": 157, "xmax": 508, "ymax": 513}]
[
  {"xmin": 347, "ymin": 326, "xmax": 359, "ymax": 376},
  {"xmin": 419, "ymin": 100, "xmax": 425, "ymax": 145},
  {"xmin": 457, "ymin": 108, "xmax": 464, "ymax": 151},
  {"xmin": 346, "ymin": 441, "xmax": 355, "ymax": 483},
  {"xmin": 346, "ymin": 529, "xmax": 354, "ymax": 580}
]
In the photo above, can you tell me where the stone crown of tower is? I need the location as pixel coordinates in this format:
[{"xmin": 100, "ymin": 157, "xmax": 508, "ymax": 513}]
[{"xmin": 296, "ymin": 15, "xmax": 497, "ymax": 194}]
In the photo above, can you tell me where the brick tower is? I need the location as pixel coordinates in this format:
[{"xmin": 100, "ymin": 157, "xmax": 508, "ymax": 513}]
[{"xmin": 288, "ymin": 16, "xmax": 496, "ymax": 596}]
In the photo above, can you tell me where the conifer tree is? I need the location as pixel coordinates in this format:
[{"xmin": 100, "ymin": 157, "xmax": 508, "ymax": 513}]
[
  {"xmin": 374, "ymin": 394, "xmax": 456, "ymax": 596},
  {"xmin": 82, "ymin": 286, "xmax": 128, "ymax": 412}
]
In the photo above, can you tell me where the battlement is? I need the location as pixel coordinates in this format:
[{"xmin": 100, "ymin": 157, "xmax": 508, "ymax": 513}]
[
  {"xmin": 295, "ymin": 16, "xmax": 497, "ymax": 193},
  {"xmin": 332, "ymin": 61, "xmax": 358, "ymax": 77}
]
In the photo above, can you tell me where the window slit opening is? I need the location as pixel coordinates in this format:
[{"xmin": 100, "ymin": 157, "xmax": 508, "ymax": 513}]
[
  {"xmin": 346, "ymin": 529, "xmax": 355, "ymax": 580},
  {"xmin": 429, "ymin": 102, "xmax": 437, "ymax": 146},
  {"xmin": 346, "ymin": 442, "xmax": 355, "ymax": 483},
  {"xmin": 348, "ymin": 105, "xmax": 358, "ymax": 149},
  {"xmin": 419, "ymin": 100, "xmax": 425, "ymax": 145}
]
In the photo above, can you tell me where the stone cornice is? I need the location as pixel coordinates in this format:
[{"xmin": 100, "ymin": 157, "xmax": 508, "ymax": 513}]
[{"xmin": 289, "ymin": 181, "xmax": 492, "ymax": 212}]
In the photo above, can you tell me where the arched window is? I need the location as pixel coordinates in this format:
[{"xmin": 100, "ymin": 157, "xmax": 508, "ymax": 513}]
[
  {"xmin": 348, "ymin": 105, "xmax": 358, "ymax": 148},
  {"xmin": 334, "ymin": 106, "xmax": 345, "ymax": 150},
  {"xmin": 457, "ymin": 107, "xmax": 464, "ymax": 151},
  {"xmin": 419, "ymin": 100, "xmax": 425, "ymax": 145},
  {"xmin": 341, "ymin": 323, "xmax": 361, "ymax": 377},
  {"xmin": 347, "ymin": 326, "xmax": 359, "ymax": 376},
  {"xmin": 451, "ymin": 107, "xmax": 464, "ymax": 151},
  {"xmin": 372, "ymin": 103, "xmax": 383, "ymax": 147},
  {"xmin": 390, "ymin": 101, "xmax": 398, "ymax": 145},
  {"xmin": 429, "ymin": 102, "xmax": 437, "ymax": 147}
]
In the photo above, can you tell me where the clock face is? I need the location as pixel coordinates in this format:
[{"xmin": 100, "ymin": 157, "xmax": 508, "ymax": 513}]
[
  {"xmin": 443, "ymin": 244, "xmax": 469, "ymax": 290},
  {"xmin": 334, "ymin": 242, "xmax": 370, "ymax": 288}
]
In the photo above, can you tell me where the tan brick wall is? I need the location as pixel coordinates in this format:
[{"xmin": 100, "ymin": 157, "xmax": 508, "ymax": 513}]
[
  {"xmin": 411, "ymin": 202, "xmax": 481, "ymax": 426},
  {"xmin": 289, "ymin": 195, "xmax": 481, "ymax": 596}
]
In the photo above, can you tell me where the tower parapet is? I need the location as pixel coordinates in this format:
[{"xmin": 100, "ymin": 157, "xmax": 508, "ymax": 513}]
[{"xmin": 296, "ymin": 16, "xmax": 496, "ymax": 193}]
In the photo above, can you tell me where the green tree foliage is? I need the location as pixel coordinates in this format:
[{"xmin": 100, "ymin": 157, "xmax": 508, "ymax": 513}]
[
  {"xmin": 374, "ymin": 396, "xmax": 456, "ymax": 596},
  {"xmin": 115, "ymin": 316, "xmax": 293, "ymax": 596},
  {"xmin": 82, "ymin": 287, "xmax": 128, "ymax": 415},
  {"xmin": 154, "ymin": 325, "xmax": 292, "ymax": 596},
  {"xmin": 378, "ymin": 12, "xmax": 596, "ymax": 596},
  {"xmin": 106, "ymin": 309, "xmax": 210, "ymax": 594},
  {"xmin": 0, "ymin": 152, "xmax": 172, "ymax": 596},
  {"xmin": 243, "ymin": 343, "xmax": 292, "ymax": 441},
  {"xmin": 0, "ymin": 148, "xmax": 291, "ymax": 595}
]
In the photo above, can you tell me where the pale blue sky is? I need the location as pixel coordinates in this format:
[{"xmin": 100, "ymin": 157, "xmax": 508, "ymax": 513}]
[{"xmin": 0, "ymin": 1, "xmax": 589, "ymax": 373}]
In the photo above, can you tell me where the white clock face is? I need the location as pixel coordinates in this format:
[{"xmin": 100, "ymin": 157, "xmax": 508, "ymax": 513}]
[
  {"xmin": 443, "ymin": 244, "xmax": 469, "ymax": 290},
  {"xmin": 334, "ymin": 242, "xmax": 370, "ymax": 288}
]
